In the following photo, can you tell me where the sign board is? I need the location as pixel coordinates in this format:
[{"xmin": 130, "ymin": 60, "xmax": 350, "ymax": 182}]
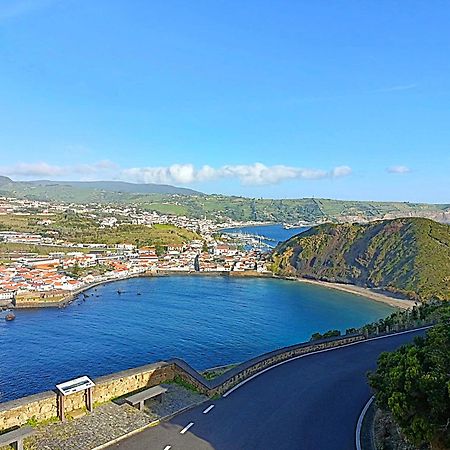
[{"xmin": 56, "ymin": 376, "xmax": 95, "ymax": 396}]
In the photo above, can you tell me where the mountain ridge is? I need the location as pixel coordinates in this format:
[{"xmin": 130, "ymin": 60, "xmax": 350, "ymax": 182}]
[
  {"xmin": 7, "ymin": 178, "xmax": 203, "ymax": 196},
  {"xmin": 0, "ymin": 176, "xmax": 449, "ymax": 224}
]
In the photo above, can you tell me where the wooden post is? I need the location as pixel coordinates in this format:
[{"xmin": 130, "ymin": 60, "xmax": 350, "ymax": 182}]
[
  {"xmin": 86, "ymin": 387, "xmax": 93, "ymax": 412},
  {"xmin": 58, "ymin": 393, "xmax": 65, "ymax": 422}
]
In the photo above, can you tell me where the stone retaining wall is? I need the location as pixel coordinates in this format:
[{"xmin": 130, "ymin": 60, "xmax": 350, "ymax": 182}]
[
  {"xmin": 170, "ymin": 333, "xmax": 366, "ymax": 395},
  {"xmin": 1, "ymin": 330, "xmax": 416, "ymax": 432},
  {"xmin": 0, "ymin": 362, "xmax": 174, "ymax": 431}
]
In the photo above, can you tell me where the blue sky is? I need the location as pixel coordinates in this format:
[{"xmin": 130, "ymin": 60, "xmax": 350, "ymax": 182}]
[{"xmin": 0, "ymin": 0, "xmax": 449, "ymax": 202}]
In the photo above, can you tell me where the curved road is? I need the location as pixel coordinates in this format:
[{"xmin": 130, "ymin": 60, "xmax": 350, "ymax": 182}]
[{"xmin": 109, "ymin": 329, "xmax": 426, "ymax": 450}]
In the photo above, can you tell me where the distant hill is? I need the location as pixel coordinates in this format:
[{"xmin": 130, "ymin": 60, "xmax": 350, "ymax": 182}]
[
  {"xmin": 0, "ymin": 177, "xmax": 202, "ymax": 202},
  {"xmin": 0, "ymin": 176, "xmax": 449, "ymax": 224},
  {"xmin": 271, "ymin": 218, "xmax": 450, "ymax": 301},
  {"xmin": 25, "ymin": 179, "xmax": 202, "ymax": 195},
  {"xmin": 0, "ymin": 176, "xmax": 12, "ymax": 186}
]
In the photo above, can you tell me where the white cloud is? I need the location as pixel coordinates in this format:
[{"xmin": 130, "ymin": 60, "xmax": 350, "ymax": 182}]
[
  {"xmin": 331, "ymin": 165, "xmax": 352, "ymax": 177},
  {"xmin": 1, "ymin": 160, "xmax": 353, "ymax": 186},
  {"xmin": 387, "ymin": 165, "xmax": 411, "ymax": 174},
  {"xmin": 121, "ymin": 162, "xmax": 352, "ymax": 186},
  {"xmin": 1, "ymin": 162, "xmax": 67, "ymax": 177},
  {"xmin": 0, "ymin": 160, "xmax": 117, "ymax": 178}
]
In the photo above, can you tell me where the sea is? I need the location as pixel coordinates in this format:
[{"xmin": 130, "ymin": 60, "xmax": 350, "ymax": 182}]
[{"xmin": 0, "ymin": 275, "xmax": 393, "ymax": 402}]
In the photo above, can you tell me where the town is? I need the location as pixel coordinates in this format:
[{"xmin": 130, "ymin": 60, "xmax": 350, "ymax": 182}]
[{"xmin": 0, "ymin": 196, "xmax": 270, "ymax": 309}]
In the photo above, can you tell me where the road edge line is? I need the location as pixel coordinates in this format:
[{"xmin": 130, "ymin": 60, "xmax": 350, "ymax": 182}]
[
  {"xmin": 356, "ymin": 395, "xmax": 375, "ymax": 450},
  {"xmin": 223, "ymin": 326, "xmax": 431, "ymax": 397}
]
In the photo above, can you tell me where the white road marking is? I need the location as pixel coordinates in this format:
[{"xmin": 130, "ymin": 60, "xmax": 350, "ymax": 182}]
[
  {"xmin": 356, "ymin": 396, "xmax": 375, "ymax": 450},
  {"xmin": 223, "ymin": 326, "xmax": 432, "ymax": 397},
  {"xmin": 180, "ymin": 422, "xmax": 194, "ymax": 434},
  {"xmin": 163, "ymin": 446, "xmax": 172, "ymax": 450},
  {"xmin": 203, "ymin": 404, "xmax": 215, "ymax": 414}
]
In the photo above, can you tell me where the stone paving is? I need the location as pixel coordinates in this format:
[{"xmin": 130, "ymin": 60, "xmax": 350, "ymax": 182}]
[{"xmin": 0, "ymin": 383, "xmax": 208, "ymax": 450}]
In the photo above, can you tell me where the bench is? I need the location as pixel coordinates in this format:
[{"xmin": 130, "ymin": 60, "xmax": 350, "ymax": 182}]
[
  {"xmin": 125, "ymin": 385, "xmax": 168, "ymax": 411},
  {"xmin": 0, "ymin": 426, "xmax": 35, "ymax": 450}
]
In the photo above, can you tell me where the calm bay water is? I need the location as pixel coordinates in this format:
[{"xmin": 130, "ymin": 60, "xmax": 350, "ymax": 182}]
[
  {"xmin": 0, "ymin": 276, "xmax": 393, "ymax": 402},
  {"xmin": 221, "ymin": 223, "xmax": 309, "ymax": 247}
]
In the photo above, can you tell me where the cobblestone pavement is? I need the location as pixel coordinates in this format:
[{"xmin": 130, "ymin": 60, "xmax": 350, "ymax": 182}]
[
  {"xmin": 23, "ymin": 403, "xmax": 151, "ymax": 450},
  {"xmin": 4, "ymin": 384, "xmax": 208, "ymax": 450}
]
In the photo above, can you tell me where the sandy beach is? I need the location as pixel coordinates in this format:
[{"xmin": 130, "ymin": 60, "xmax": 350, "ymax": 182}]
[{"xmin": 291, "ymin": 277, "xmax": 416, "ymax": 310}]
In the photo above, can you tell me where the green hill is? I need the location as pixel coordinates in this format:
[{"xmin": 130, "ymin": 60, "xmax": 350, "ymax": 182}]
[
  {"xmin": 0, "ymin": 213, "xmax": 200, "ymax": 248},
  {"xmin": 1, "ymin": 176, "xmax": 449, "ymax": 223},
  {"xmin": 271, "ymin": 218, "xmax": 450, "ymax": 301},
  {"xmin": 0, "ymin": 176, "xmax": 12, "ymax": 186},
  {"xmin": 1, "ymin": 180, "xmax": 449, "ymax": 224}
]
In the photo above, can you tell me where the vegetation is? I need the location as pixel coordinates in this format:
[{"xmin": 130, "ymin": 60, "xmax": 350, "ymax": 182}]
[
  {"xmin": 201, "ymin": 364, "xmax": 238, "ymax": 380},
  {"xmin": 271, "ymin": 218, "xmax": 450, "ymax": 301},
  {"xmin": 368, "ymin": 309, "xmax": 450, "ymax": 449},
  {"xmin": 1, "ymin": 177, "xmax": 449, "ymax": 223},
  {"xmin": 65, "ymin": 263, "xmax": 112, "ymax": 278},
  {"xmin": 312, "ymin": 300, "xmax": 448, "ymax": 341},
  {"xmin": 169, "ymin": 375, "xmax": 200, "ymax": 393},
  {"xmin": 310, "ymin": 329, "xmax": 341, "ymax": 341},
  {"xmin": 0, "ymin": 243, "xmax": 91, "ymax": 258},
  {"xmin": 0, "ymin": 213, "xmax": 200, "ymax": 247}
]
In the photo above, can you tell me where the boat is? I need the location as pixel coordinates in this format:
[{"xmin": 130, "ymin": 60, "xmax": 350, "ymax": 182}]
[
  {"xmin": 137, "ymin": 292, "xmax": 142, "ymax": 296},
  {"xmin": 5, "ymin": 313, "xmax": 16, "ymax": 321}
]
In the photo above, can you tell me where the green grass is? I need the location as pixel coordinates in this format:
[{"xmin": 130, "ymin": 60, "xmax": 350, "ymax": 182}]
[
  {"xmin": 168, "ymin": 375, "xmax": 200, "ymax": 393},
  {"xmin": 1, "ymin": 181, "xmax": 448, "ymax": 223},
  {"xmin": 0, "ymin": 213, "xmax": 201, "ymax": 247},
  {"xmin": 0, "ymin": 243, "xmax": 91, "ymax": 257}
]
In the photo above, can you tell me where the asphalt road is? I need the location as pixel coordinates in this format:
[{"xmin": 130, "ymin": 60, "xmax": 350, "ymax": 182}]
[{"xmin": 109, "ymin": 329, "xmax": 426, "ymax": 450}]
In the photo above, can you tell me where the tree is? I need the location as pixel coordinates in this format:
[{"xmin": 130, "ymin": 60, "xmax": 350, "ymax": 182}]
[{"xmin": 368, "ymin": 323, "xmax": 450, "ymax": 450}]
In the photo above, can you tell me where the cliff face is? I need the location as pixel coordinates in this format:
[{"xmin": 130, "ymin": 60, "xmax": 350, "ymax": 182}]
[{"xmin": 271, "ymin": 218, "xmax": 450, "ymax": 301}]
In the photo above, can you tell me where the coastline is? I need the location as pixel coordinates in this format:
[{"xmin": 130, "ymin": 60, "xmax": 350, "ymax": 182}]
[
  {"xmin": 287, "ymin": 277, "xmax": 416, "ymax": 310},
  {"xmin": 10, "ymin": 271, "xmax": 416, "ymax": 311}
]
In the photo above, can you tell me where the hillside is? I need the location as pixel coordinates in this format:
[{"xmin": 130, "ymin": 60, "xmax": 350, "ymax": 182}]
[
  {"xmin": 0, "ymin": 213, "xmax": 200, "ymax": 248},
  {"xmin": 271, "ymin": 218, "xmax": 450, "ymax": 301},
  {"xmin": 0, "ymin": 177, "xmax": 449, "ymax": 224},
  {"xmin": 0, "ymin": 176, "xmax": 12, "ymax": 186},
  {"xmin": 0, "ymin": 177, "xmax": 201, "ymax": 201}
]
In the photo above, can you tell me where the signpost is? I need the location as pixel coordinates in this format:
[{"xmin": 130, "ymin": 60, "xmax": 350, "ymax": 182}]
[{"xmin": 55, "ymin": 376, "xmax": 95, "ymax": 421}]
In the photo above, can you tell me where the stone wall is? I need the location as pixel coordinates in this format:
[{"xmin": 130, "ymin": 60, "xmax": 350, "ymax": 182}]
[
  {"xmin": 170, "ymin": 333, "xmax": 366, "ymax": 395},
  {"xmin": 0, "ymin": 333, "xmax": 366, "ymax": 432},
  {"xmin": 0, "ymin": 362, "xmax": 175, "ymax": 431}
]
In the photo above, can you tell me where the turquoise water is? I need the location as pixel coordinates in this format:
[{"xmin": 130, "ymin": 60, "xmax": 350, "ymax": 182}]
[{"xmin": 0, "ymin": 276, "xmax": 393, "ymax": 402}]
